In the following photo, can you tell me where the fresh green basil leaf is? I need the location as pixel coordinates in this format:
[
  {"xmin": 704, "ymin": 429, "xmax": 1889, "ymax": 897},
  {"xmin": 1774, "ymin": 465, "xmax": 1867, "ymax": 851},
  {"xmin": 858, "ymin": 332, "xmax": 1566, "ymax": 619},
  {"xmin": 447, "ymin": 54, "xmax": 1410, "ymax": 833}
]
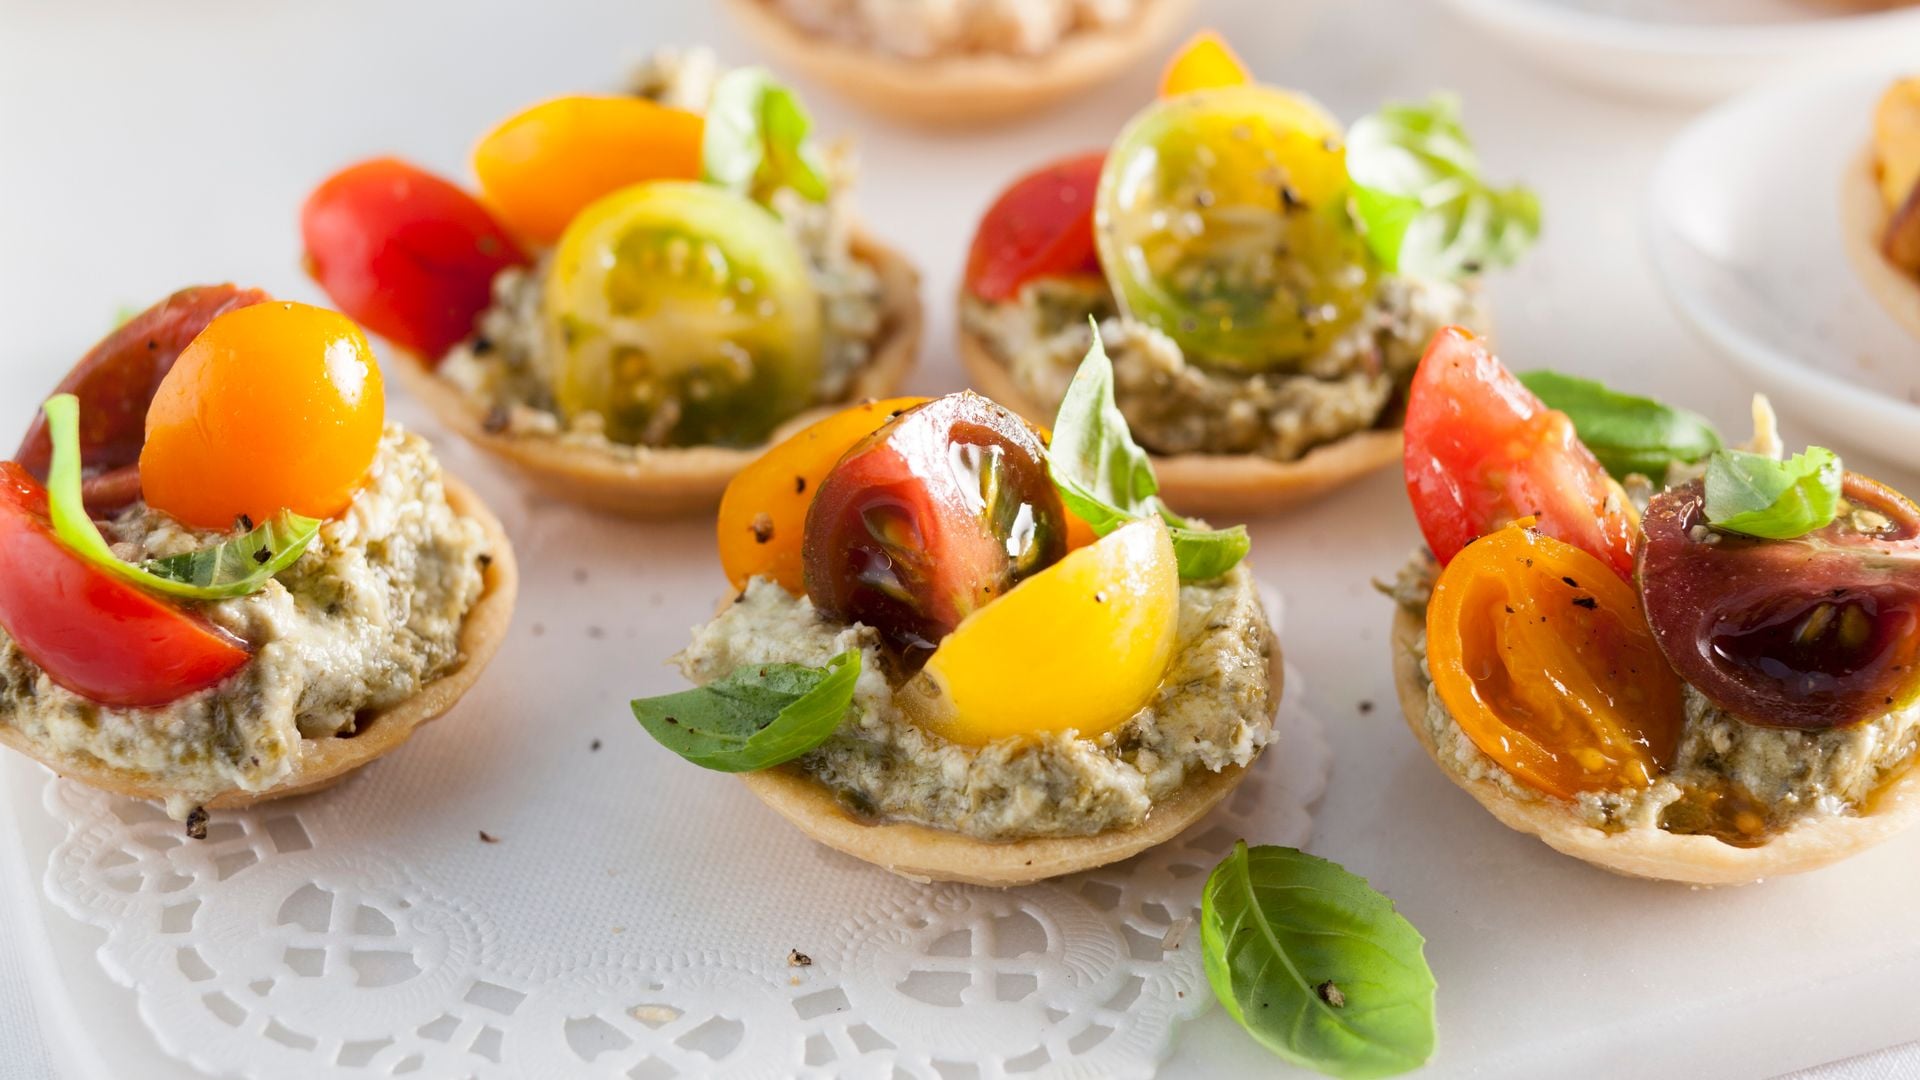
[
  {"xmin": 1347, "ymin": 95, "xmax": 1540, "ymax": 280},
  {"xmin": 1517, "ymin": 370, "xmax": 1721, "ymax": 480},
  {"xmin": 41, "ymin": 394, "xmax": 319, "ymax": 601},
  {"xmin": 632, "ymin": 649, "xmax": 860, "ymax": 772},
  {"xmin": 1704, "ymin": 447, "xmax": 1843, "ymax": 540},
  {"xmin": 1202, "ymin": 842, "xmax": 1437, "ymax": 1080},
  {"xmin": 1047, "ymin": 327, "xmax": 1249, "ymax": 581},
  {"xmin": 701, "ymin": 67, "xmax": 829, "ymax": 206},
  {"xmin": 1168, "ymin": 521, "xmax": 1251, "ymax": 581}
]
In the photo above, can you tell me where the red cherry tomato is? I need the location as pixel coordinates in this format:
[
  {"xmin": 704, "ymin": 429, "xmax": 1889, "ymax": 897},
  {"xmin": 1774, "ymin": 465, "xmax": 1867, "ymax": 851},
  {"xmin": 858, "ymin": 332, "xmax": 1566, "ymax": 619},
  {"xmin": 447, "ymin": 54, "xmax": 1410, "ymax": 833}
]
[
  {"xmin": 13, "ymin": 285, "xmax": 267, "ymax": 513},
  {"xmin": 0, "ymin": 463, "xmax": 250, "ymax": 708},
  {"xmin": 1403, "ymin": 327, "xmax": 1638, "ymax": 580},
  {"xmin": 803, "ymin": 393, "xmax": 1069, "ymax": 664},
  {"xmin": 964, "ymin": 152, "xmax": 1105, "ymax": 303},
  {"xmin": 301, "ymin": 157, "xmax": 527, "ymax": 361}
]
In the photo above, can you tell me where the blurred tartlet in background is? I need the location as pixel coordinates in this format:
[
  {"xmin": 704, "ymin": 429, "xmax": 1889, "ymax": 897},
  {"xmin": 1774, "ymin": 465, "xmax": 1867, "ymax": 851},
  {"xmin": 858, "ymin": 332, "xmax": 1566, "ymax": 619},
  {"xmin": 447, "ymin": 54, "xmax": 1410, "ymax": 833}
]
[
  {"xmin": 719, "ymin": 0, "xmax": 1200, "ymax": 124},
  {"xmin": 1845, "ymin": 76, "xmax": 1920, "ymax": 341}
]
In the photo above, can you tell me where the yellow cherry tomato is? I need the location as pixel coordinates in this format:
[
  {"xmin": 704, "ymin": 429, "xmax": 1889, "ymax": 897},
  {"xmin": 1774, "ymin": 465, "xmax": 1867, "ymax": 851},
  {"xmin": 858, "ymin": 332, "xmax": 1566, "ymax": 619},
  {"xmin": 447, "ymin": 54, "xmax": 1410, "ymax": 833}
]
[
  {"xmin": 1159, "ymin": 30, "xmax": 1250, "ymax": 98},
  {"xmin": 1425, "ymin": 523, "xmax": 1685, "ymax": 799},
  {"xmin": 717, "ymin": 396, "xmax": 931, "ymax": 594},
  {"xmin": 473, "ymin": 95, "xmax": 704, "ymax": 245},
  {"xmin": 1096, "ymin": 85, "xmax": 1375, "ymax": 370},
  {"xmin": 141, "ymin": 302, "xmax": 385, "ymax": 530},
  {"xmin": 544, "ymin": 181, "xmax": 823, "ymax": 447},
  {"xmin": 899, "ymin": 517, "xmax": 1178, "ymax": 745}
]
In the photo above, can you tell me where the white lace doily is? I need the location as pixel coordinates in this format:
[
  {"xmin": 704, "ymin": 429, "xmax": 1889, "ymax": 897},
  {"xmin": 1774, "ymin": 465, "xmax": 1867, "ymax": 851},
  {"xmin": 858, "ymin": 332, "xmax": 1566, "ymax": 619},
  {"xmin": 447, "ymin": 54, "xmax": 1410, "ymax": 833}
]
[{"xmin": 39, "ymin": 596, "xmax": 1327, "ymax": 1079}]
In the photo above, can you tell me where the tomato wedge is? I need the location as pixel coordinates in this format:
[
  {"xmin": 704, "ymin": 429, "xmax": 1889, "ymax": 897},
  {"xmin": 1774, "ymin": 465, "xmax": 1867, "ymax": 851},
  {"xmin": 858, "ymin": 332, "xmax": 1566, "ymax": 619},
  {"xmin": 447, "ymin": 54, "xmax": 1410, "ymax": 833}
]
[
  {"xmin": 1640, "ymin": 475, "xmax": 1920, "ymax": 730},
  {"xmin": 301, "ymin": 157, "xmax": 527, "ymax": 361},
  {"xmin": 1404, "ymin": 327, "xmax": 1638, "ymax": 580},
  {"xmin": 0, "ymin": 463, "xmax": 250, "ymax": 708},
  {"xmin": 1426, "ymin": 523, "xmax": 1685, "ymax": 798},
  {"xmin": 13, "ymin": 285, "xmax": 267, "ymax": 513},
  {"xmin": 964, "ymin": 152, "xmax": 1105, "ymax": 303}
]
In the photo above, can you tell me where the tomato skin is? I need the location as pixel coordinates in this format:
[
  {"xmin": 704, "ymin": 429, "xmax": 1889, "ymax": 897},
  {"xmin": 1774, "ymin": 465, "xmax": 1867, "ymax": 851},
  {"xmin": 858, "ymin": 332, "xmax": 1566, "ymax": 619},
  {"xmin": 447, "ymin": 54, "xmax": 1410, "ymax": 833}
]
[
  {"xmin": 803, "ymin": 393, "xmax": 1068, "ymax": 663},
  {"xmin": 13, "ymin": 285, "xmax": 268, "ymax": 512},
  {"xmin": 1403, "ymin": 327, "xmax": 1638, "ymax": 580},
  {"xmin": 964, "ymin": 152, "xmax": 1105, "ymax": 303},
  {"xmin": 0, "ymin": 463, "xmax": 249, "ymax": 708},
  {"xmin": 141, "ymin": 302, "xmax": 386, "ymax": 530},
  {"xmin": 1426, "ymin": 523, "xmax": 1685, "ymax": 798},
  {"xmin": 301, "ymin": 157, "xmax": 527, "ymax": 361}
]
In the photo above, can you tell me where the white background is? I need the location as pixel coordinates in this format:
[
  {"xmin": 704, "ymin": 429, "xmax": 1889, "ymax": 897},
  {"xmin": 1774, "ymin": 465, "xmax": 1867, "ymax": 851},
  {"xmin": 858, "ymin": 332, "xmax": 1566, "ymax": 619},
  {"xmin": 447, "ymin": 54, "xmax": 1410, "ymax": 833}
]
[{"xmin": 2, "ymin": 0, "xmax": 1919, "ymax": 1076}]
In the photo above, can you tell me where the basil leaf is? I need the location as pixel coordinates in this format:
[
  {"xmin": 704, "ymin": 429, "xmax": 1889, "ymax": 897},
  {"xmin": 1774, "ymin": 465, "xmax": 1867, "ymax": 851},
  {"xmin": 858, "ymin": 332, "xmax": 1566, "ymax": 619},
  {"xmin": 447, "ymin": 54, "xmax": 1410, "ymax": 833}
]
[
  {"xmin": 41, "ymin": 394, "xmax": 319, "ymax": 601},
  {"xmin": 1047, "ymin": 327, "xmax": 1249, "ymax": 581},
  {"xmin": 1202, "ymin": 842, "xmax": 1437, "ymax": 1080},
  {"xmin": 1704, "ymin": 447, "xmax": 1843, "ymax": 540},
  {"xmin": 701, "ymin": 67, "xmax": 829, "ymax": 205},
  {"xmin": 631, "ymin": 649, "xmax": 860, "ymax": 772},
  {"xmin": 1346, "ymin": 95, "xmax": 1540, "ymax": 280},
  {"xmin": 1518, "ymin": 370, "xmax": 1721, "ymax": 480}
]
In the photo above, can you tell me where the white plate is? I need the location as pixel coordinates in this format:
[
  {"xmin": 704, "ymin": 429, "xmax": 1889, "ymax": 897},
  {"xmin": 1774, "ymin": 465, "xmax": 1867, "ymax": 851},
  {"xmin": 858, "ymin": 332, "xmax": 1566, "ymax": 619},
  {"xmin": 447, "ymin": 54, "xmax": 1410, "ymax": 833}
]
[
  {"xmin": 1440, "ymin": 0, "xmax": 1920, "ymax": 103},
  {"xmin": 1648, "ymin": 70, "xmax": 1920, "ymax": 459}
]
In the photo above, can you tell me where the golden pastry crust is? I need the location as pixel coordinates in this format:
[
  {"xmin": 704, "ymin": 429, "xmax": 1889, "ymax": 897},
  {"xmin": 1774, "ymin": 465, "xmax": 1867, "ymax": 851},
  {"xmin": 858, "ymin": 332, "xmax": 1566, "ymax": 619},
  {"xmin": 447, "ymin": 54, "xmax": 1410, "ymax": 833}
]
[
  {"xmin": 738, "ymin": 642, "xmax": 1282, "ymax": 887},
  {"xmin": 393, "ymin": 232, "xmax": 922, "ymax": 518},
  {"xmin": 1390, "ymin": 604, "xmax": 1920, "ymax": 886},
  {"xmin": 958, "ymin": 319, "xmax": 1404, "ymax": 518},
  {"xmin": 718, "ymin": 0, "xmax": 1199, "ymax": 126},
  {"xmin": 0, "ymin": 475, "xmax": 518, "ymax": 810},
  {"xmin": 1842, "ymin": 147, "xmax": 1920, "ymax": 343}
]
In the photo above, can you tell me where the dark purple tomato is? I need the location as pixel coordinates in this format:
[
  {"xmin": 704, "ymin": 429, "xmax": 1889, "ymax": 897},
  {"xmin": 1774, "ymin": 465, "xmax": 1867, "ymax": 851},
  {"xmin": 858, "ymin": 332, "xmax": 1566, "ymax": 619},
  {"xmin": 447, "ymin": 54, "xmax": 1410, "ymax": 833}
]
[
  {"xmin": 1640, "ymin": 474, "xmax": 1920, "ymax": 730},
  {"xmin": 802, "ymin": 392, "xmax": 1068, "ymax": 665}
]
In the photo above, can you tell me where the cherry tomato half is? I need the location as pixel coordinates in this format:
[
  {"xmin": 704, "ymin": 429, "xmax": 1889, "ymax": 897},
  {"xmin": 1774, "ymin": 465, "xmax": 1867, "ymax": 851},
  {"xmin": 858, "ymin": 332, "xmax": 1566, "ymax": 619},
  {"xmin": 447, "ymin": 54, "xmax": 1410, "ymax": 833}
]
[
  {"xmin": 1426, "ymin": 523, "xmax": 1685, "ymax": 799},
  {"xmin": 0, "ymin": 463, "xmax": 250, "ymax": 707},
  {"xmin": 302, "ymin": 157, "xmax": 527, "ymax": 361},
  {"xmin": 13, "ymin": 285, "xmax": 268, "ymax": 513},
  {"xmin": 964, "ymin": 152, "xmax": 1106, "ymax": 303},
  {"xmin": 141, "ymin": 303, "xmax": 385, "ymax": 530},
  {"xmin": 803, "ymin": 393, "xmax": 1069, "ymax": 664},
  {"xmin": 1641, "ymin": 475, "xmax": 1920, "ymax": 730},
  {"xmin": 473, "ymin": 95, "xmax": 704, "ymax": 246},
  {"xmin": 1404, "ymin": 327, "xmax": 1638, "ymax": 580}
]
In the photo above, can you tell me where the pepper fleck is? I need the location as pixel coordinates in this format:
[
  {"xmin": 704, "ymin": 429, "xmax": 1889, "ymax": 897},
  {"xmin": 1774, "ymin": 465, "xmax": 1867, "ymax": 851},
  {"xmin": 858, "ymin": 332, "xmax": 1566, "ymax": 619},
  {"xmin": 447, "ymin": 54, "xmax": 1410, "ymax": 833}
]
[
  {"xmin": 1572, "ymin": 596, "xmax": 1598, "ymax": 610},
  {"xmin": 794, "ymin": 476, "xmax": 807, "ymax": 495},
  {"xmin": 185, "ymin": 806, "xmax": 209, "ymax": 841},
  {"xmin": 482, "ymin": 407, "xmax": 510, "ymax": 434},
  {"xmin": 479, "ymin": 831, "xmax": 500, "ymax": 844},
  {"xmin": 751, "ymin": 514, "xmax": 775, "ymax": 544},
  {"xmin": 787, "ymin": 949, "xmax": 813, "ymax": 968},
  {"xmin": 1316, "ymin": 981, "xmax": 1346, "ymax": 1008}
]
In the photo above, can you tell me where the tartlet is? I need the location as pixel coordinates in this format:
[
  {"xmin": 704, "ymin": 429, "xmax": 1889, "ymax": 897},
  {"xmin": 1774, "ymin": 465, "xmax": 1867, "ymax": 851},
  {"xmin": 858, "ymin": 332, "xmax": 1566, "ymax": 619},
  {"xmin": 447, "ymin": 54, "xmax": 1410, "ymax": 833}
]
[
  {"xmin": 635, "ymin": 340, "xmax": 1280, "ymax": 886},
  {"xmin": 303, "ymin": 50, "xmax": 922, "ymax": 518},
  {"xmin": 719, "ymin": 0, "xmax": 1199, "ymax": 125},
  {"xmin": 0, "ymin": 288, "xmax": 515, "ymax": 819},
  {"xmin": 1387, "ymin": 326, "xmax": 1920, "ymax": 885},
  {"xmin": 957, "ymin": 33, "xmax": 1530, "ymax": 519}
]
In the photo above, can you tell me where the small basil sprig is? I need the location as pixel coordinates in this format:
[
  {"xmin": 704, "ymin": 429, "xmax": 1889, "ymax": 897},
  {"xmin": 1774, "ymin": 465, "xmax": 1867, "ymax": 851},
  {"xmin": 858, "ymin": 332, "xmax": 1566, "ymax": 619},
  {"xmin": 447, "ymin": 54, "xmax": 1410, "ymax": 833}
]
[
  {"xmin": 632, "ymin": 649, "xmax": 861, "ymax": 772},
  {"xmin": 1202, "ymin": 843, "xmax": 1437, "ymax": 1080},
  {"xmin": 1518, "ymin": 370, "xmax": 1721, "ymax": 481},
  {"xmin": 1346, "ymin": 95, "xmax": 1540, "ymax": 280},
  {"xmin": 702, "ymin": 67, "xmax": 829, "ymax": 205},
  {"xmin": 41, "ymin": 394, "xmax": 318, "ymax": 600},
  {"xmin": 1704, "ymin": 447, "xmax": 1843, "ymax": 540},
  {"xmin": 1048, "ymin": 327, "xmax": 1249, "ymax": 581}
]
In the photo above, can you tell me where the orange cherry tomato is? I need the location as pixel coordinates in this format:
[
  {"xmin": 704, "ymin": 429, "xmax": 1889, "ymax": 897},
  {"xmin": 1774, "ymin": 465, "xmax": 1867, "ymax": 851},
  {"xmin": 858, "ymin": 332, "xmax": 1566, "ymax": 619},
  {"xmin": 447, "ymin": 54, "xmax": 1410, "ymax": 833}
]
[
  {"xmin": 717, "ymin": 397, "xmax": 931, "ymax": 594},
  {"xmin": 1159, "ymin": 30, "xmax": 1250, "ymax": 97},
  {"xmin": 473, "ymin": 95, "xmax": 704, "ymax": 245},
  {"xmin": 140, "ymin": 303, "xmax": 385, "ymax": 530},
  {"xmin": 1425, "ymin": 523, "xmax": 1685, "ymax": 799}
]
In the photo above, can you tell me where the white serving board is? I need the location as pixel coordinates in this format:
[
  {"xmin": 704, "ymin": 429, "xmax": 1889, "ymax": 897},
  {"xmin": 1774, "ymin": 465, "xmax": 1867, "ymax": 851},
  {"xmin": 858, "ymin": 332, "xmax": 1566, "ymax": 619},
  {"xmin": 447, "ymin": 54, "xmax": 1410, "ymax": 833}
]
[{"xmin": 4, "ymin": 0, "xmax": 1920, "ymax": 1076}]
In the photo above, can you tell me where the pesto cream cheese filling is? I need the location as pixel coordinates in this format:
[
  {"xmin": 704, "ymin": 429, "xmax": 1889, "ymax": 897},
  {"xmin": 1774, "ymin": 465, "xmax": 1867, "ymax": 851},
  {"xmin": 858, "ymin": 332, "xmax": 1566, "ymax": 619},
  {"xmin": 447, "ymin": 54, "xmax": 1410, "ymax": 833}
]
[
  {"xmin": 0, "ymin": 427, "xmax": 489, "ymax": 819},
  {"xmin": 1392, "ymin": 552, "xmax": 1920, "ymax": 842},
  {"xmin": 437, "ymin": 48, "xmax": 887, "ymax": 454},
  {"xmin": 678, "ymin": 566, "xmax": 1275, "ymax": 840},
  {"xmin": 961, "ymin": 273, "xmax": 1483, "ymax": 463}
]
